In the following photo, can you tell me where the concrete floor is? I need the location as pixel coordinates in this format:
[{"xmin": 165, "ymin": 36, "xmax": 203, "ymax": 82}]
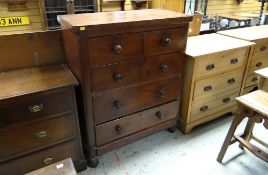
[{"xmin": 79, "ymin": 115, "xmax": 268, "ymax": 175}]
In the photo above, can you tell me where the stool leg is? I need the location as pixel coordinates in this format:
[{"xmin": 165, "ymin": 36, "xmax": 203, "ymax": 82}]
[
  {"xmin": 239, "ymin": 118, "xmax": 255, "ymax": 149},
  {"xmin": 217, "ymin": 114, "xmax": 244, "ymax": 163}
]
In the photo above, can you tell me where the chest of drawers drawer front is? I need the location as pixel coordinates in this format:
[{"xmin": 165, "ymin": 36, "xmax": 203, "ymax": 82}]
[
  {"xmin": 254, "ymin": 40, "xmax": 268, "ymax": 54},
  {"xmin": 0, "ymin": 140, "xmax": 79, "ymax": 175},
  {"xmin": 190, "ymin": 90, "xmax": 239, "ymax": 122},
  {"xmin": 248, "ymin": 54, "xmax": 268, "ymax": 75},
  {"xmin": 90, "ymin": 53, "xmax": 183, "ymax": 92},
  {"xmin": 193, "ymin": 69, "xmax": 243, "ymax": 100},
  {"xmin": 0, "ymin": 91, "xmax": 72, "ymax": 130},
  {"xmin": 93, "ymin": 76, "xmax": 179, "ymax": 124},
  {"xmin": 195, "ymin": 49, "xmax": 247, "ymax": 79},
  {"xmin": 144, "ymin": 28, "xmax": 187, "ymax": 56},
  {"xmin": 88, "ymin": 33, "xmax": 143, "ymax": 66},
  {"xmin": 245, "ymin": 74, "xmax": 259, "ymax": 87},
  {"xmin": 0, "ymin": 115, "xmax": 75, "ymax": 161},
  {"xmin": 95, "ymin": 101, "xmax": 178, "ymax": 145}
]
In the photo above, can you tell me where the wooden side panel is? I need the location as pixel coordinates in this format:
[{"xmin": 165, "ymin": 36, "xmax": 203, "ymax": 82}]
[
  {"xmin": 0, "ymin": 0, "xmax": 44, "ymax": 35},
  {"xmin": 0, "ymin": 30, "xmax": 65, "ymax": 72},
  {"xmin": 207, "ymin": 0, "xmax": 268, "ymax": 16}
]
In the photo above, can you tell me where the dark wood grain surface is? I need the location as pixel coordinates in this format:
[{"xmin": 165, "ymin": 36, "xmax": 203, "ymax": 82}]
[{"xmin": 0, "ymin": 64, "xmax": 78, "ymax": 101}]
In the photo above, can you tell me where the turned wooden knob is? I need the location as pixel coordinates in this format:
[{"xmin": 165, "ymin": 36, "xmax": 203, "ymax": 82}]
[
  {"xmin": 115, "ymin": 125, "xmax": 123, "ymax": 135},
  {"xmin": 113, "ymin": 44, "xmax": 122, "ymax": 53},
  {"xmin": 161, "ymin": 37, "xmax": 172, "ymax": 46},
  {"xmin": 113, "ymin": 100, "xmax": 123, "ymax": 110},
  {"xmin": 113, "ymin": 73, "xmax": 123, "ymax": 81},
  {"xmin": 157, "ymin": 89, "xmax": 166, "ymax": 98},
  {"xmin": 160, "ymin": 64, "xmax": 169, "ymax": 72},
  {"xmin": 155, "ymin": 111, "xmax": 163, "ymax": 119}
]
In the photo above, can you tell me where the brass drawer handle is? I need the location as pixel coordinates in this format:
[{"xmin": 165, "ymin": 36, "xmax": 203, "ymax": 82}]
[
  {"xmin": 43, "ymin": 157, "xmax": 54, "ymax": 165},
  {"xmin": 206, "ymin": 64, "xmax": 215, "ymax": 71},
  {"xmin": 260, "ymin": 46, "xmax": 267, "ymax": 52},
  {"xmin": 256, "ymin": 62, "xmax": 262, "ymax": 68},
  {"xmin": 161, "ymin": 37, "xmax": 172, "ymax": 46},
  {"xmin": 228, "ymin": 78, "xmax": 236, "ymax": 85},
  {"xmin": 29, "ymin": 104, "xmax": 43, "ymax": 113},
  {"xmin": 155, "ymin": 111, "xmax": 163, "ymax": 120},
  {"xmin": 160, "ymin": 64, "xmax": 169, "ymax": 72},
  {"xmin": 252, "ymin": 77, "xmax": 258, "ymax": 82},
  {"xmin": 157, "ymin": 89, "xmax": 166, "ymax": 98},
  {"xmin": 113, "ymin": 100, "xmax": 123, "ymax": 110},
  {"xmin": 35, "ymin": 130, "xmax": 49, "ymax": 138},
  {"xmin": 113, "ymin": 73, "xmax": 123, "ymax": 81},
  {"xmin": 115, "ymin": 125, "xmax": 123, "ymax": 135},
  {"xmin": 200, "ymin": 106, "xmax": 208, "ymax": 112},
  {"xmin": 113, "ymin": 44, "xmax": 122, "ymax": 53},
  {"xmin": 230, "ymin": 58, "xmax": 238, "ymax": 64},
  {"xmin": 204, "ymin": 85, "xmax": 212, "ymax": 92},
  {"xmin": 223, "ymin": 97, "xmax": 230, "ymax": 104}
]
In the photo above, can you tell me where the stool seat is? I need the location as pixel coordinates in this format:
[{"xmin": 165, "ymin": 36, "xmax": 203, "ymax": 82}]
[{"xmin": 236, "ymin": 90, "xmax": 268, "ymax": 118}]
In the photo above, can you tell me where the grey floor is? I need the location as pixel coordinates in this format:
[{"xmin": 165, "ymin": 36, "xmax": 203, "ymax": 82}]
[{"xmin": 79, "ymin": 115, "xmax": 268, "ymax": 175}]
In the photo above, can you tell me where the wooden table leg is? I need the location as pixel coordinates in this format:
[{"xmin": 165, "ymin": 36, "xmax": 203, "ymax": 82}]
[{"xmin": 217, "ymin": 112, "xmax": 244, "ymax": 163}]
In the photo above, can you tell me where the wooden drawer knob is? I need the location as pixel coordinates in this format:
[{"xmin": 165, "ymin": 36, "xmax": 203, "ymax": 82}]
[
  {"xmin": 200, "ymin": 106, "xmax": 208, "ymax": 112},
  {"xmin": 113, "ymin": 44, "xmax": 123, "ymax": 53},
  {"xmin": 204, "ymin": 85, "xmax": 212, "ymax": 92},
  {"xmin": 223, "ymin": 97, "xmax": 230, "ymax": 104},
  {"xmin": 113, "ymin": 100, "xmax": 123, "ymax": 110},
  {"xmin": 43, "ymin": 157, "xmax": 54, "ymax": 165},
  {"xmin": 155, "ymin": 111, "xmax": 163, "ymax": 120},
  {"xmin": 113, "ymin": 73, "xmax": 123, "ymax": 81},
  {"xmin": 206, "ymin": 64, "xmax": 215, "ymax": 71},
  {"xmin": 230, "ymin": 58, "xmax": 238, "ymax": 64},
  {"xmin": 161, "ymin": 37, "xmax": 172, "ymax": 46},
  {"xmin": 115, "ymin": 125, "xmax": 123, "ymax": 135},
  {"xmin": 228, "ymin": 78, "xmax": 236, "ymax": 85},
  {"xmin": 29, "ymin": 104, "xmax": 43, "ymax": 113},
  {"xmin": 256, "ymin": 62, "xmax": 263, "ymax": 68},
  {"xmin": 160, "ymin": 64, "xmax": 169, "ymax": 72},
  {"xmin": 157, "ymin": 89, "xmax": 166, "ymax": 98},
  {"xmin": 260, "ymin": 46, "xmax": 267, "ymax": 52},
  {"xmin": 35, "ymin": 130, "xmax": 49, "ymax": 138}
]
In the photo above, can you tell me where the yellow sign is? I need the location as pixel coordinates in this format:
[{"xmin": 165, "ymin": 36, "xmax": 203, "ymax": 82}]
[{"xmin": 0, "ymin": 16, "xmax": 30, "ymax": 27}]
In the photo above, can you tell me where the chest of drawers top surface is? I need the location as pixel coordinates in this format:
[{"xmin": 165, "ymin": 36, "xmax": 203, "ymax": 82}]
[
  {"xmin": 58, "ymin": 9, "xmax": 192, "ymax": 32},
  {"xmin": 186, "ymin": 34, "xmax": 254, "ymax": 57},
  {"xmin": 217, "ymin": 25, "xmax": 268, "ymax": 41},
  {"xmin": 0, "ymin": 64, "xmax": 78, "ymax": 101}
]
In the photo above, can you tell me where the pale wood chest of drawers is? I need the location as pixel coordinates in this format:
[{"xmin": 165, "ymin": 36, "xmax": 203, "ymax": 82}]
[
  {"xmin": 0, "ymin": 64, "xmax": 87, "ymax": 175},
  {"xmin": 218, "ymin": 25, "xmax": 268, "ymax": 95},
  {"xmin": 58, "ymin": 9, "xmax": 192, "ymax": 166},
  {"xmin": 179, "ymin": 34, "xmax": 254, "ymax": 134}
]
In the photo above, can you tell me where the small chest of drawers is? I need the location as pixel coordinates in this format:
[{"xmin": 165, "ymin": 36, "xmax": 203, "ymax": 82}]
[
  {"xmin": 179, "ymin": 34, "xmax": 254, "ymax": 134},
  {"xmin": 0, "ymin": 64, "xmax": 86, "ymax": 175},
  {"xmin": 218, "ymin": 25, "xmax": 268, "ymax": 95},
  {"xmin": 58, "ymin": 9, "xmax": 192, "ymax": 166}
]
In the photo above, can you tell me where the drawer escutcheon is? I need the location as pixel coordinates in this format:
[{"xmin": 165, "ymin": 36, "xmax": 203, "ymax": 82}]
[
  {"xmin": 29, "ymin": 104, "xmax": 43, "ymax": 113},
  {"xmin": 35, "ymin": 130, "xmax": 49, "ymax": 138},
  {"xmin": 43, "ymin": 157, "xmax": 54, "ymax": 165}
]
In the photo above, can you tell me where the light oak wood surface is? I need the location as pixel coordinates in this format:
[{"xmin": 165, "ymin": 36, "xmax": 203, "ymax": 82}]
[{"xmin": 186, "ymin": 34, "xmax": 254, "ymax": 58}]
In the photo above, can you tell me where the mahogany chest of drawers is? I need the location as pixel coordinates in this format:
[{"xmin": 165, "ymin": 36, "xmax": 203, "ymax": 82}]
[
  {"xmin": 180, "ymin": 34, "xmax": 254, "ymax": 134},
  {"xmin": 218, "ymin": 25, "xmax": 268, "ymax": 95},
  {"xmin": 58, "ymin": 9, "xmax": 192, "ymax": 166},
  {"xmin": 0, "ymin": 64, "xmax": 87, "ymax": 174}
]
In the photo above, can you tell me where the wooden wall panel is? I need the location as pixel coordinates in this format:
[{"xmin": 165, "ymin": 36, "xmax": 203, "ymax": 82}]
[
  {"xmin": 207, "ymin": 0, "xmax": 268, "ymax": 16},
  {"xmin": 0, "ymin": 0, "xmax": 43, "ymax": 36},
  {"xmin": 0, "ymin": 30, "xmax": 65, "ymax": 72},
  {"xmin": 151, "ymin": 0, "xmax": 185, "ymax": 13}
]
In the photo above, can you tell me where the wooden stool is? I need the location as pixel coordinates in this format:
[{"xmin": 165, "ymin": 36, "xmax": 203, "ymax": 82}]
[{"xmin": 217, "ymin": 90, "xmax": 268, "ymax": 163}]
